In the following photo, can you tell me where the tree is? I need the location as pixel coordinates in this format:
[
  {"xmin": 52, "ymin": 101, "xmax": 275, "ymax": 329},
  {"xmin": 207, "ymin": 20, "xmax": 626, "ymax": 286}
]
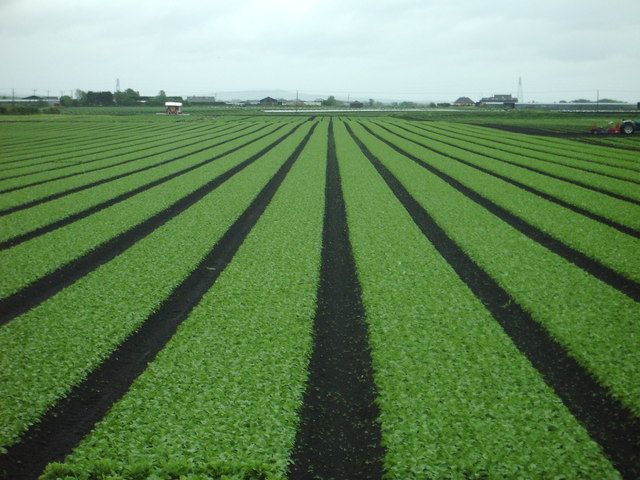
[
  {"xmin": 368, "ymin": 98, "xmax": 375, "ymax": 107},
  {"xmin": 59, "ymin": 95, "xmax": 75, "ymax": 107},
  {"xmin": 75, "ymin": 89, "xmax": 88, "ymax": 105},
  {"xmin": 86, "ymin": 91, "xmax": 114, "ymax": 106},
  {"xmin": 114, "ymin": 88, "xmax": 140, "ymax": 106},
  {"xmin": 148, "ymin": 90, "xmax": 168, "ymax": 106},
  {"xmin": 322, "ymin": 95, "xmax": 338, "ymax": 107}
]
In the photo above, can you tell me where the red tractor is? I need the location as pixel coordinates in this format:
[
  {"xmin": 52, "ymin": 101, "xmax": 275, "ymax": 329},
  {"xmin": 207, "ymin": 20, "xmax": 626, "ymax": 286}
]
[{"xmin": 590, "ymin": 119, "xmax": 639, "ymax": 135}]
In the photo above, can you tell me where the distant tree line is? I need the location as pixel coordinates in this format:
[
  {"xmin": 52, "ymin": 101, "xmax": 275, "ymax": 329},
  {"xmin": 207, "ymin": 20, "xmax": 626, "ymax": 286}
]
[{"xmin": 59, "ymin": 89, "xmax": 182, "ymax": 107}]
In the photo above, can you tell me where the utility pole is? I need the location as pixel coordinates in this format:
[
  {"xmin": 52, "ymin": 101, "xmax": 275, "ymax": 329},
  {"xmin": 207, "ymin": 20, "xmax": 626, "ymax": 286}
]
[
  {"xmin": 11, "ymin": 88, "xmax": 15, "ymax": 107},
  {"xmin": 296, "ymin": 90, "xmax": 299, "ymax": 114},
  {"xmin": 596, "ymin": 89, "xmax": 599, "ymax": 112},
  {"xmin": 517, "ymin": 76, "xmax": 523, "ymax": 103}
]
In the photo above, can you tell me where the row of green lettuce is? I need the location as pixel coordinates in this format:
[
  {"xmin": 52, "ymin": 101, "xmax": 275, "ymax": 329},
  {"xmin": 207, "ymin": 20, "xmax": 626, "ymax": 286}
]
[
  {"xmin": 334, "ymin": 119, "xmax": 621, "ymax": 479},
  {"xmin": 361, "ymin": 120, "xmax": 640, "ymax": 281},
  {"xmin": 0, "ymin": 117, "xmax": 248, "ymax": 162},
  {"xmin": 383, "ymin": 121, "xmax": 640, "ymax": 203},
  {"xmin": 0, "ymin": 119, "xmax": 261, "ymax": 183},
  {"xmin": 348, "ymin": 120, "xmax": 640, "ymax": 415},
  {"xmin": 39, "ymin": 120, "xmax": 328, "ymax": 479},
  {"xmin": 399, "ymin": 120, "xmax": 640, "ymax": 181},
  {"xmin": 0, "ymin": 120, "xmax": 317, "ymax": 452},
  {"xmin": 0, "ymin": 121, "xmax": 157, "ymax": 157},
  {"xmin": 457, "ymin": 121, "xmax": 640, "ymax": 164},
  {"xmin": 0, "ymin": 120, "xmax": 256, "ymax": 204},
  {"xmin": 0, "ymin": 121, "xmax": 301, "ymax": 299},
  {"xmin": 0, "ymin": 121, "xmax": 180, "ymax": 166},
  {"xmin": 0, "ymin": 121, "xmax": 274, "ymax": 227},
  {"xmin": 440, "ymin": 121, "xmax": 640, "ymax": 166}
]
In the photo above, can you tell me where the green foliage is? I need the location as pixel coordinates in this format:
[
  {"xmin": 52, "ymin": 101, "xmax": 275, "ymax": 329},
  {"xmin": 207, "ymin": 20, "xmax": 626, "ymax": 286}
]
[
  {"xmin": 0, "ymin": 121, "xmax": 310, "ymax": 449},
  {"xmin": 334, "ymin": 119, "xmax": 621, "ymax": 478},
  {"xmin": 0, "ymin": 122, "xmax": 291, "ymax": 300},
  {"xmin": 41, "ymin": 121, "xmax": 326, "ymax": 478},
  {"xmin": 352, "ymin": 119, "xmax": 640, "ymax": 415}
]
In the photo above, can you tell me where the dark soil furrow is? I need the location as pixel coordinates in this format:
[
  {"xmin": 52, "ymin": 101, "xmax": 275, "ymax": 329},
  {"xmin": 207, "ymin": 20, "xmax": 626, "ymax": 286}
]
[
  {"xmin": 0, "ymin": 123, "xmax": 269, "ymax": 216},
  {"xmin": 0, "ymin": 122, "xmax": 305, "ymax": 325},
  {"xmin": 408, "ymin": 122, "xmax": 640, "ymax": 184},
  {"xmin": 364, "ymin": 123, "xmax": 640, "ymax": 238},
  {"xmin": 0, "ymin": 122, "xmax": 255, "ymax": 196},
  {"xmin": 0, "ymin": 122, "xmax": 225, "ymax": 181},
  {"xmin": 347, "ymin": 123, "xmax": 640, "ymax": 480},
  {"xmin": 0, "ymin": 123, "xmax": 161, "ymax": 160},
  {"xmin": 0, "ymin": 123, "xmax": 317, "ymax": 480},
  {"xmin": 444, "ymin": 123, "xmax": 640, "ymax": 172},
  {"xmin": 289, "ymin": 120, "xmax": 384, "ymax": 480},
  {"xmin": 381, "ymin": 123, "xmax": 640, "ymax": 205},
  {"xmin": 0, "ymin": 122, "xmax": 184, "ymax": 171},
  {"xmin": 358, "ymin": 122, "xmax": 640, "ymax": 301}
]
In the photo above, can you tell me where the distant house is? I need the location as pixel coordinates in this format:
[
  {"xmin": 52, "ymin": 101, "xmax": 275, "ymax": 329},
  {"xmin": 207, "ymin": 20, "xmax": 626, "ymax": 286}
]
[
  {"xmin": 479, "ymin": 94, "xmax": 517, "ymax": 104},
  {"xmin": 350, "ymin": 100, "xmax": 364, "ymax": 108},
  {"xmin": 453, "ymin": 96, "xmax": 474, "ymax": 106},
  {"xmin": 22, "ymin": 95, "xmax": 59, "ymax": 106},
  {"xmin": 259, "ymin": 96, "xmax": 280, "ymax": 106}
]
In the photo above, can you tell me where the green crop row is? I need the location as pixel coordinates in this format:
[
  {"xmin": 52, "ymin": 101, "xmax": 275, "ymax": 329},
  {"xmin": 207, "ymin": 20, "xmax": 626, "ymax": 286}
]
[
  {"xmin": 0, "ymin": 121, "xmax": 271, "ymax": 221},
  {"xmin": 0, "ymin": 121, "xmax": 228, "ymax": 179},
  {"xmin": 333, "ymin": 120, "xmax": 619, "ymax": 479},
  {"xmin": 456, "ymin": 122, "xmax": 640, "ymax": 166},
  {"xmin": 0, "ymin": 121, "xmax": 316, "ymax": 452},
  {"xmin": 0, "ymin": 120, "xmax": 257, "ymax": 206},
  {"xmin": 360, "ymin": 121, "xmax": 640, "ymax": 281},
  {"xmin": 40, "ymin": 121, "xmax": 328, "ymax": 479},
  {"xmin": 403, "ymin": 121, "xmax": 640, "ymax": 181},
  {"xmin": 376, "ymin": 120, "xmax": 640, "ymax": 229},
  {"xmin": 0, "ymin": 121, "xmax": 282, "ymax": 243},
  {"xmin": 388, "ymin": 121, "xmax": 640, "ymax": 201},
  {"xmin": 377, "ymin": 121, "xmax": 640, "ymax": 230},
  {"xmin": 349, "ymin": 121, "xmax": 640, "ymax": 416},
  {"xmin": 0, "ymin": 121, "xmax": 160, "ymax": 157},
  {"xmin": 0, "ymin": 121, "xmax": 177, "ymax": 166},
  {"xmin": 0, "ymin": 121, "xmax": 302, "ymax": 299}
]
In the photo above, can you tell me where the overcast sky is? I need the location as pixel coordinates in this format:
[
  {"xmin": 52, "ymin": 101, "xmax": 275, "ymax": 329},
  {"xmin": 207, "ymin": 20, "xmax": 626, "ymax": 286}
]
[{"xmin": 1, "ymin": 0, "xmax": 639, "ymax": 102}]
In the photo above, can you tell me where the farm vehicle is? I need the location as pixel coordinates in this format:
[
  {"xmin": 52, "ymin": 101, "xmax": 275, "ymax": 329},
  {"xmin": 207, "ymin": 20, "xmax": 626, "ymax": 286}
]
[{"xmin": 590, "ymin": 119, "xmax": 639, "ymax": 135}]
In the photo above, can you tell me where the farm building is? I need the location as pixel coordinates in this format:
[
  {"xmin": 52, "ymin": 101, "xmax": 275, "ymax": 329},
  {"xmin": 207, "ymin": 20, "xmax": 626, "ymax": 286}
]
[
  {"xmin": 164, "ymin": 101, "xmax": 183, "ymax": 115},
  {"xmin": 259, "ymin": 96, "xmax": 281, "ymax": 106},
  {"xmin": 453, "ymin": 96, "xmax": 475, "ymax": 106},
  {"xmin": 479, "ymin": 94, "xmax": 517, "ymax": 104}
]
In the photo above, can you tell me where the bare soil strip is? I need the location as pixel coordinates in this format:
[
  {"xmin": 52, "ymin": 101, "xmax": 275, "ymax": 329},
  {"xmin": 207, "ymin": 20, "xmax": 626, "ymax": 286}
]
[
  {"xmin": 0, "ymin": 122, "xmax": 248, "ymax": 196},
  {"xmin": 0, "ymin": 122, "xmax": 182, "ymax": 173},
  {"xmin": 0, "ymin": 123, "xmax": 305, "ymax": 325},
  {"xmin": 0, "ymin": 124, "xmax": 287, "ymax": 250},
  {"xmin": 0, "ymin": 123, "xmax": 163, "ymax": 163},
  {"xmin": 359, "ymin": 123, "xmax": 640, "ymax": 301},
  {"xmin": 480, "ymin": 123, "xmax": 640, "ymax": 154},
  {"xmin": 411, "ymin": 122, "xmax": 640, "ymax": 183},
  {"xmin": 347, "ymin": 123, "xmax": 640, "ymax": 480},
  {"xmin": 288, "ymin": 120, "xmax": 385, "ymax": 479},
  {"xmin": 380, "ymin": 123, "xmax": 640, "ymax": 206},
  {"xmin": 368, "ymin": 123, "xmax": 639, "ymax": 238},
  {"xmin": 0, "ymin": 123, "xmax": 228, "ymax": 185},
  {"xmin": 0, "ymin": 123, "xmax": 317, "ymax": 480},
  {"xmin": 0, "ymin": 123, "xmax": 271, "ymax": 217}
]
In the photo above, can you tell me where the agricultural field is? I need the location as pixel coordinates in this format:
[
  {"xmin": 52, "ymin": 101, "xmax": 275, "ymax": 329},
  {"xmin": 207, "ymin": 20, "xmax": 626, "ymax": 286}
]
[{"xmin": 0, "ymin": 113, "xmax": 638, "ymax": 479}]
